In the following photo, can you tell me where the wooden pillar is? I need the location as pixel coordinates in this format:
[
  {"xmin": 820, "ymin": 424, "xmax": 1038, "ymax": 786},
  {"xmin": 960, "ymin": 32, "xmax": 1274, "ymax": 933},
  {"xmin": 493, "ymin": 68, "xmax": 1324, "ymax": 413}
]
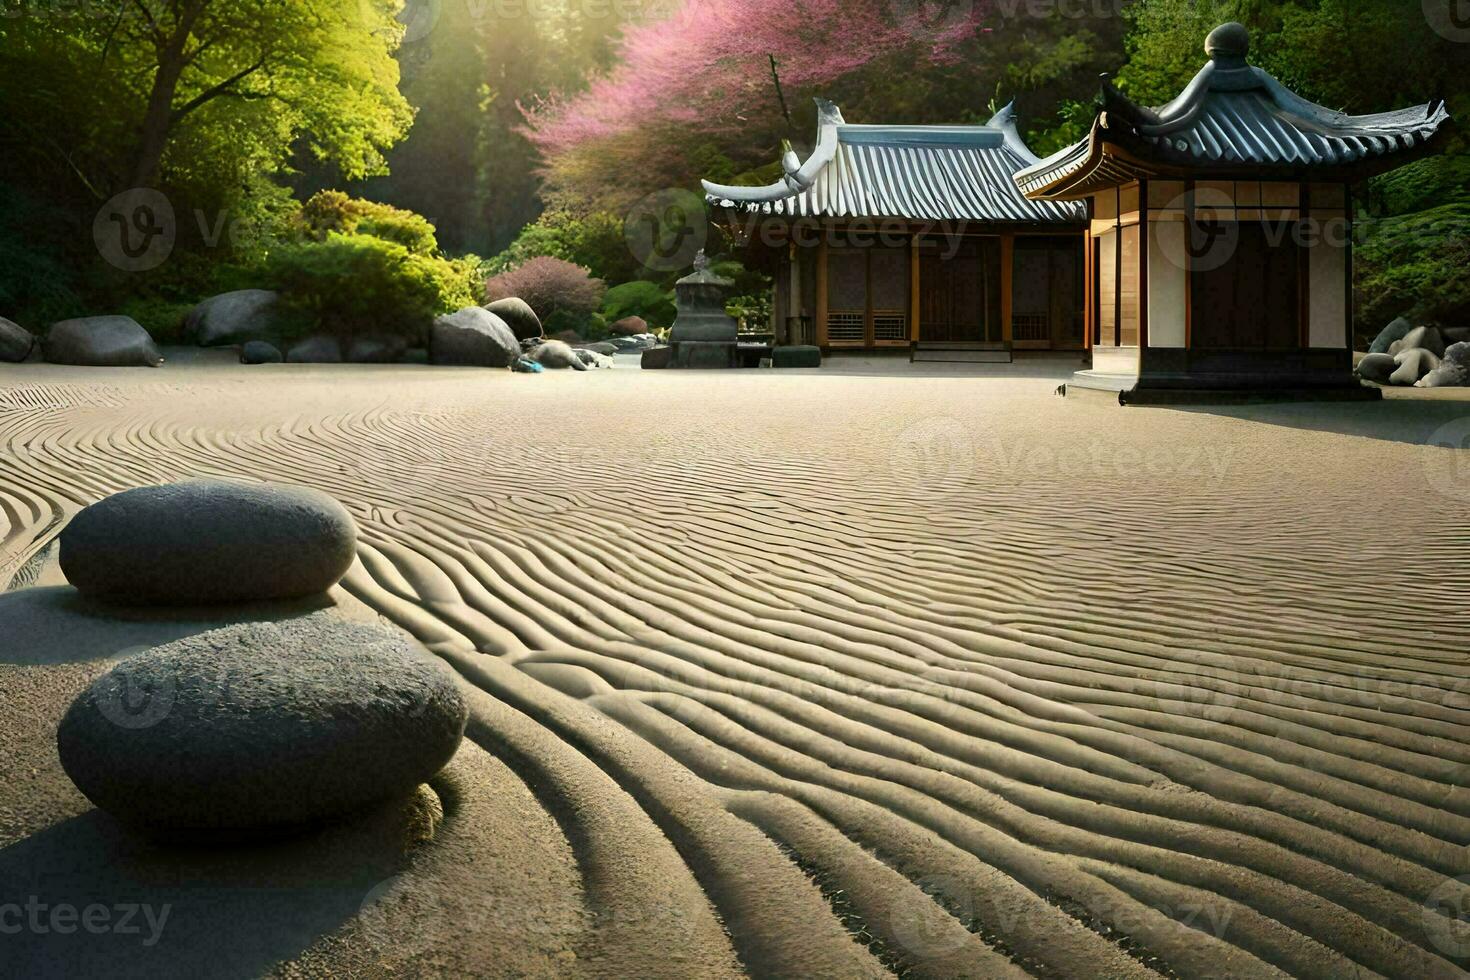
[
  {"xmin": 816, "ymin": 239, "xmax": 829, "ymax": 347},
  {"xmin": 909, "ymin": 236, "xmax": 921, "ymax": 342},
  {"xmin": 1000, "ymin": 232, "xmax": 1015, "ymax": 345},
  {"xmin": 1083, "ymin": 229, "xmax": 1094, "ymax": 351}
]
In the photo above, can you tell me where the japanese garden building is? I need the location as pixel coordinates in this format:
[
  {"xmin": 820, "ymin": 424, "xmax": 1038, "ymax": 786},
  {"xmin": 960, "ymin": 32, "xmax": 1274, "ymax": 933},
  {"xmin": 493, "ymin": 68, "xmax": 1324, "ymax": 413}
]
[
  {"xmin": 704, "ymin": 100, "xmax": 1087, "ymax": 356},
  {"xmin": 1015, "ymin": 22, "xmax": 1451, "ymax": 402}
]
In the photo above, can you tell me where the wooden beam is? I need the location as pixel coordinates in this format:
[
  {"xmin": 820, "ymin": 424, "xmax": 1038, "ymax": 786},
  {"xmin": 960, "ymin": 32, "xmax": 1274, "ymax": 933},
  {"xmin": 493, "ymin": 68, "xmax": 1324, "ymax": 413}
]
[
  {"xmin": 816, "ymin": 239, "xmax": 829, "ymax": 347},
  {"xmin": 1000, "ymin": 232, "xmax": 1015, "ymax": 345},
  {"xmin": 909, "ymin": 236, "xmax": 921, "ymax": 343}
]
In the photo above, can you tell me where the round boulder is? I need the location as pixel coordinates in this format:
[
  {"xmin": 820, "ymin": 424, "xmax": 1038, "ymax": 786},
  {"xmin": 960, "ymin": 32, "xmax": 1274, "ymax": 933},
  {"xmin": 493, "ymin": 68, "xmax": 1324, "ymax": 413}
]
[
  {"xmin": 1356, "ymin": 352, "xmax": 1396, "ymax": 384},
  {"xmin": 60, "ymin": 480, "xmax": 356, "ymax": 604},
  {"xmin": 1389, "ymin": 348, "xmax": 1440, "ymax": 386},
  {"xmin": 529, "ymin": 339, "xmax": 587, "ymax": 370},
  {"xmin": 0, "ymin": 315, "xmax": 35, "ymax": 362},
  {"xmin": 240, "ymin": 340, "xmax": 283, "ymax": 364},
  {"xmin": 1368, "ymin": 316, "xmax": 1413, "ymax": 355},
  {"xmin": 431, "ymin": 307, "xmax": 519, "ymax": 367},
  {"xmin": 484, "ymin": 297, "xmax": 542, "ymax": 341},
  {"xmin": 609, "ymin": 315, "xmax": 648, "ymax": 337},
  {"xmin": 44, "ymin": 316, "xmax": 163, "ymax": 368},
  {"xmin": 185, "ymin": 289, "xmax": 280, "ymax": 347},
  {"xmin": 56, "ymin": 616, "xmax": 467, "ymax": 835},
  {"xmin": 286, "ymin": 335, "xmax": 343, "ymax": 364},
  {"xmin": 345, "ymin": 335, "xmax": 406, "ymax": 364}
]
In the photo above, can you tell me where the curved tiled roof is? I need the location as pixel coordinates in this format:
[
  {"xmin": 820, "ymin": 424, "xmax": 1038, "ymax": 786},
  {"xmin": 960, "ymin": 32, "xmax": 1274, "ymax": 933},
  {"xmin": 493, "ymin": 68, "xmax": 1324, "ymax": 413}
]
[
  {"xmin": 1017, "ymin": 22, "xmax": 1451, "ymax": 200},
  {"xmin": 704, "ymin": 100, "xmax": 1083, "ymax": 224}
]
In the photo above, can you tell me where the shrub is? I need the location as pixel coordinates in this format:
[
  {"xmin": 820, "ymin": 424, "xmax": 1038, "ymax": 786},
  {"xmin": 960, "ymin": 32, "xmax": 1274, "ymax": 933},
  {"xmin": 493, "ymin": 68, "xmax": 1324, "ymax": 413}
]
[
  {"xmin": 298, "ymin": 190, "xmax": 440, "ymax": 255},
  {"xmin": 119, "ymin": 297, "xmax": 194, "ymax": 345},
  {"xmin": 484, "ymin": 256, "xmax": 606, "ymax": 323},
  {"xmin": 602, "ymin": 280, "xmax": 676, "ymax": 329},
  {"xmin": 265, "ymin": 233, "xmax": 477, "ymax": 344},
  {"xmin": 484, "ymin": 210, "xmax": 641, "ymax": 284},
  {"xmin": 1355, "ymin": 201, "xmax": 1470, "ymax": 342}
]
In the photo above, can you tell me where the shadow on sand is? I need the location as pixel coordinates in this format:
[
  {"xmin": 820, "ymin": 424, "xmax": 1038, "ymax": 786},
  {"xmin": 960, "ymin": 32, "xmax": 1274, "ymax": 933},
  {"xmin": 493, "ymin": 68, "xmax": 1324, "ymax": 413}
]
[
  {"xmin": 0, "ymin": 794, "xmax": 428, "ymax": 979},
  {"xmin": 1168, "ymin": 397, "xmax": 1470, "ymax": 447}
]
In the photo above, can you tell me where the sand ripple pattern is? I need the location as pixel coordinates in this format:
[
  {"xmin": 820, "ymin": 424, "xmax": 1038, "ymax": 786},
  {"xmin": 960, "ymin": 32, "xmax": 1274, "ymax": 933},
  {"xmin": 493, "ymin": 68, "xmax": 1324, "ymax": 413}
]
[{"xmin": 3, "ymin": 369, "xmax": 1470, "ymax": 978}]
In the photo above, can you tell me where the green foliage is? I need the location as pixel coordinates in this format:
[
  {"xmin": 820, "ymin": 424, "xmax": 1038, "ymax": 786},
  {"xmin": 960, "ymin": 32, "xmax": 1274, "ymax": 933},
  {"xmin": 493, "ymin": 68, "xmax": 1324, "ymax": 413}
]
[
  {"xmin": 485, "ymin": 210, "xmax": 641, "ymax": 284},
  {"xmin": 265, "ymin": 234, "xmax": 477, "ymax": 344},
  {"xmin": 119, "ymin": 297, "xmax": 195, "ymax": 346},
  {"xmin": 602, "ymin": 281, "xmax": 676, "ymax": 329},
  {"xmin": 0, "ymin": 186, "xmax": 85, "ymax": 328},
  {"xmin": 1355, "ymin": 202, "xmax": 1470, "ymax": 336},
  {"xmin": 299, "ymin": 191, "xmax": 441, "ymax": 255}
]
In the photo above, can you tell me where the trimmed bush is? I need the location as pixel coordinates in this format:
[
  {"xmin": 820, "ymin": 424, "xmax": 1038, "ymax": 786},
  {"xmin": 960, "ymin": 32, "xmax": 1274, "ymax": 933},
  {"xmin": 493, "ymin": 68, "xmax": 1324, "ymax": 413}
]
[
  {"xmin": 265, "ymin": 233, "xmax": 478, "ymax": 345},
  {"xmin": 299, "ymin": 190, "xmax": 440, "ymax": 255},
  {"xmin": 484, "ymin": 256, "xmax": 606, "ymax": 323},
  {"xmin": 1355, "ymin": 201, "xmax": 1470, "ymax": 344},
  {"xmin": 602, "ymin": 280, "xmax": 675, "ymax": 329},
  {"xmin": 119, "ymin": 297, "xmax": 194, "ymax": 346}
]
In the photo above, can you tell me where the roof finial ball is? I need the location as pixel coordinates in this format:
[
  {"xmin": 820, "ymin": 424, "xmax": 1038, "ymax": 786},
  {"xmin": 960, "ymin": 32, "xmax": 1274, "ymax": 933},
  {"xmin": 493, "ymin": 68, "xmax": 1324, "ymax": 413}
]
[{"xmin": 1206, "ymin": 22, "xmax": 1250, "ymax": 66}]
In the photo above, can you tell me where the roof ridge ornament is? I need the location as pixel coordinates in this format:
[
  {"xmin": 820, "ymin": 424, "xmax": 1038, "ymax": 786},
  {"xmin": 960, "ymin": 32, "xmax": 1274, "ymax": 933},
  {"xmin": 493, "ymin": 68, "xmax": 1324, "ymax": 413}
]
[{"xmin": 1205, "ymin": 22, "xmax": 1250, "ymax": 67}]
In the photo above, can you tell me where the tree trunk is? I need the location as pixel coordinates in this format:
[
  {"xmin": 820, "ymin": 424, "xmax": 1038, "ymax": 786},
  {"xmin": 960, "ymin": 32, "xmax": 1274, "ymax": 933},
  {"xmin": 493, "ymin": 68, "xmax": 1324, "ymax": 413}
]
[{"xmin": 129, "ymin": 2, "xmax": 207, "ymax": 189}]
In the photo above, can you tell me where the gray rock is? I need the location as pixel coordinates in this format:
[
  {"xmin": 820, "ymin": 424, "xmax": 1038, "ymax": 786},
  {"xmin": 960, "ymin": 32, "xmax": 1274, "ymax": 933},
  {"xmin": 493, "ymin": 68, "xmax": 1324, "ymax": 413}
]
[
  {"xmin": 1441, "ymin": 327, "xmax": 1470, "ymax": 346},
  {"xmin": 575, "ymin": 348, "xmax": 613, "ymax": 369},
  {"xmin": 185, "ymin": 290, "xmax": 280, "ymax": 347},
  {"xmin": 585, "ymin": 341, "xmax": 618, "ymax": 357},
  {"xmin": 1418, "ymin": 361, "xmax": 1470, "ymax": 388},
  {"xmin": 240, "ymin": 341, "xmax": 283, "ymax": 364},
  {"xmin": 431, "ymin": 307, "xmax": 518, "ymax": 367},
  {"xmin": 484, "ymin": 297, "xmax": 542, "ymax": 341},
  {"xmin": 60, "ymin": 480, "xmax": 356, "ymax": 604},
  {"xmin": 1389, "ymin": 325, "xmax": 1446, "ymax": 358},
  {"xmin": 640, "ymin": 346, "xmax": 672, "ymax": 370},
  {"xmin": 1446, "ymin": 341, "xmax": 1470, "ymax": 366},
  {"xmin": 56, "ymin": 615, "xmax": 467, "ymax": 836},
  {"xmin": 1389, "ymin": 347, "xmax": 1440, "ymax": 386},
  {"xmin": 345, "ymin": 336, "xmax": 405, "ymax": 363},
  {"xmin": 44, "ymin": 316, "xmax": 163, "ymax": 368},
  {"xmin": 1369, "ymin": 316, "xmax": 1414, "ymax": 354},
  {"xmin": 529, "ymin": 339, "xmax": 587, "ymax": 370},
  {"xmin": 0, "ymin": 316, "xmax": 35, "ymax": 362},
  {"xmin": 286, "ymin": 335, "xmax": 342, "ymax": 363},
  {"xmin": 1355, "ymin": 352, "xmax": 1396, "ymax": 384}
]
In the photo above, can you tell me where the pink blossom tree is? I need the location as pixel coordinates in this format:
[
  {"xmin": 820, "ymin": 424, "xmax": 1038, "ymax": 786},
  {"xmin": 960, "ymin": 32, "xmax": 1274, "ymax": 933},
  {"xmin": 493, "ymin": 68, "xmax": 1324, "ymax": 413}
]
[{"xmin": 523, "ymin": 0, "xmax": 994, "ymax": 208}]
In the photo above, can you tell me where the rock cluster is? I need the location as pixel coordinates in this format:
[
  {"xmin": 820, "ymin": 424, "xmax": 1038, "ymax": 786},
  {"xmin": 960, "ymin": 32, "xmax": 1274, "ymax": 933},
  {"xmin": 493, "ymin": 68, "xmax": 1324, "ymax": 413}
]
[
  {"xmin": 57, "ymin": 616, "xmax": 466, "ymax": 836},
  {"xmin": 59, "ymin": 480, "xmax": 356, "ymax": 604},
  {"xmin": 484, "ymin": 297, "xmax": 543, "ymax": 341},
  {"xmin": 431, "ymin": 307, "xmax": 520, "ymax": 367},
  {"xmin": 1360, "ymin": 320, "xmax": 1470, "ymax": 388},
  {"xmin": 51, "ymin": 481, "xmax": 465, "ymax": 838}
]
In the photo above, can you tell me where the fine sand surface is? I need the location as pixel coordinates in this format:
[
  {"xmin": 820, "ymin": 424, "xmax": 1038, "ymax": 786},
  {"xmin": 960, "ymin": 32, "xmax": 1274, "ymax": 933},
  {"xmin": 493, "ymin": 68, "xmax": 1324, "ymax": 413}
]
[{"xmin": 2, "ymin": 355, "xmax": 1470, "ymax": 978}]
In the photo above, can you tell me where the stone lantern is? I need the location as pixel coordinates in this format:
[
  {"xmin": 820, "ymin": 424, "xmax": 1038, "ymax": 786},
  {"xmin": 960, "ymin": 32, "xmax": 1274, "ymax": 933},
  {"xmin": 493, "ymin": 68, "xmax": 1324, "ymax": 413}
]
[{"xmin": 668, "ymin": 250, "xmax": 739, "ymax": 368}]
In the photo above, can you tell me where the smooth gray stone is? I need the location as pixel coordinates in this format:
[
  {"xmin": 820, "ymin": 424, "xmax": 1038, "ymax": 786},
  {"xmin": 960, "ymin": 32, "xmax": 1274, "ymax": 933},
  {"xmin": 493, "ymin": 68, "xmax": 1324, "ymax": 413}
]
[
  {"xmin": 1445, "ymin": 341, "xmax": 1470, "ymax": 366},
  {"xmin": 0, "ymin": 315, "xmax": 34, "ymax": 362},
  {"xmin": 574, "ymin": 348, "xmax": 613, "ymax": 368},
  {"xmin": 186, "ymin": 290, "xmax": 279, "ymax": 347},
  {"xmin": 529, "ymin": 339, "xmax": 588, "ymax": 370},
  {"xmin": 44, "ymin": 316, "xmax": 162, "ymax": 367},
  {"xmin": 484, "ymin": 297, "xmax": 542, "ymax": 341},
  {"xmin": 345, "ymin": 335, "xmax": 405, "ymax": 363},
  {"xmin": 1390, "ymin": 347, "xmax": 1439, "ymax": 385},
  {"xmin": 240, "ymin": 340, "xmax": 283, "ymax": 364},
  {"xmin": 286, "ymin": 335, "xmax": 343, "ymax": 363},
  {"xmin": 1389, "ymin": 325, "xmax": 1445, "ymax": 358},
  {"xmin": 1368, "ymin": 316, "xmax": 1413, "ymax": 354},
  {"xmin": 1355, "ymin": 352, "xmax": 1396, "ymax": 383},
  {"xmin": 60, "ymin": 480, "xmax": 356, "ymax": 604},
  {"xmin": 640, "ymin": 346, "xmax": 672, "ymax": 369},
  {"xmin": 431, "ymin": 307, "xmax": 518, "ymax": 367},
  {"xmin": 56, "ymin": 615, "xmax": 466, "ymax": 835}
]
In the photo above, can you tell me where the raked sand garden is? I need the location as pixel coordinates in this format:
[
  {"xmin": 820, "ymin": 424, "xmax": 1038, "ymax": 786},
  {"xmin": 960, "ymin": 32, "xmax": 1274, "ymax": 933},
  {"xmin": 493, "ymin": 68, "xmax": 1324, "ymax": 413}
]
[{"xmin": 3, "ymin": 354, "xmax": 1470, "ymax": 978}]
